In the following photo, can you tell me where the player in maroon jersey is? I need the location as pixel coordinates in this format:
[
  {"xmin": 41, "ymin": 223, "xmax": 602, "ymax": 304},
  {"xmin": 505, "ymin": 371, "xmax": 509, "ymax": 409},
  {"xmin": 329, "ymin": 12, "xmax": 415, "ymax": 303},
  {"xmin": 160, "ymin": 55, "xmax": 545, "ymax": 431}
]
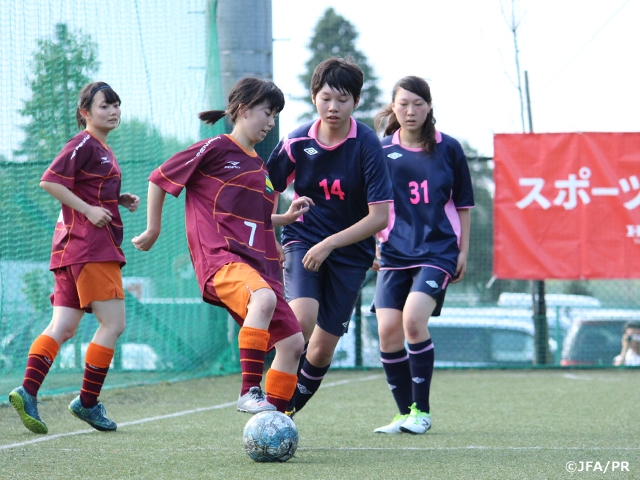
[
  {"xmin": 132, "ymin": 78, "xmax": 311, "ymax": 414},
  {"xmin": 9, "ymin": 82, "xmax": 140, "ymax": 434}
]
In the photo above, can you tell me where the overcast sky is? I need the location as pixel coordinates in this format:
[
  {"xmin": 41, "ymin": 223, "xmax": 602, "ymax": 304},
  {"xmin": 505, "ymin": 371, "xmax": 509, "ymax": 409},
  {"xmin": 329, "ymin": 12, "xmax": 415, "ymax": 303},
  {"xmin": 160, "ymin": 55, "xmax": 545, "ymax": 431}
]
[
  {"xmin": 1, "ymin": 0, "xmax": 638, "ymax": 160},
  {"xmin": 272, "ymin": 0, "xmax": 640, "ymax": 156}
]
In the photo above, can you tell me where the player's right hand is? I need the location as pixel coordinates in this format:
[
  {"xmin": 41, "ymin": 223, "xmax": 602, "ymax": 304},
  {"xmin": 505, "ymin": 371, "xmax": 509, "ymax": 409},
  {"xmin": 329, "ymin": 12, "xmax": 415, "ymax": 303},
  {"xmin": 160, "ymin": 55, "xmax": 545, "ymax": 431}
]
[{"xmin": 132, "ymin": 229, "xmax": 160, "ymax": 251}]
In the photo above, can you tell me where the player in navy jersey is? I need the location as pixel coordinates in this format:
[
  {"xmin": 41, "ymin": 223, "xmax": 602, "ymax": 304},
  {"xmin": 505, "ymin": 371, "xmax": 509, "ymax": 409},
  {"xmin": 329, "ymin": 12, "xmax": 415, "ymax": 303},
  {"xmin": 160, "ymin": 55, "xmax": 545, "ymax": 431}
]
[
  {"xmin": 133, "ymin": 78, "xmax": 311, "ymax": 414},
  {"xmin": 9, "ymin": 82, "xmax": 140, "ymax": 434},
  {"xmin": 372, "ymin": 76, "xmax": 474, "ymax": 434},
  {"xmin": 267, "ymin": 57, "xmax": 393, "ymax": 416}
]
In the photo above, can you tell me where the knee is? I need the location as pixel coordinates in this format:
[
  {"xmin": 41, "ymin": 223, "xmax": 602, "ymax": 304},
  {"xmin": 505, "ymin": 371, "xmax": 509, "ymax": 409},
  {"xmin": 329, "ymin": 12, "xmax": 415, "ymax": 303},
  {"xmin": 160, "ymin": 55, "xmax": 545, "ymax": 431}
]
[
  {"xmin": 403, "ymin": 315, "xmax": 428, "ymax": 338},
  {"xmin": 291, "ymin": 334, "xmax": 305, "ymax": 359},
  {"xmin": 248, "ymin": 289, "xmax": 277, "ymax": 318},
  {"xmin": 112, "ymin": 319, "xmax": 126, "ymax": 338},
  {"xmin": 58, "ymin": 326, "xmax": 78, "ymax": 343}
]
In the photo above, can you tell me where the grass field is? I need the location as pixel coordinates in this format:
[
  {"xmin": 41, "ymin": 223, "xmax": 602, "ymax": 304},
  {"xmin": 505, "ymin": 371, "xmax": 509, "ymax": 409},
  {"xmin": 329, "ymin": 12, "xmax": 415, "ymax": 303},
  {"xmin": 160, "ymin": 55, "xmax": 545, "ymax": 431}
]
[{"xmin": 1, "ymin": 369, "xmax": 638, "ymax": 479}]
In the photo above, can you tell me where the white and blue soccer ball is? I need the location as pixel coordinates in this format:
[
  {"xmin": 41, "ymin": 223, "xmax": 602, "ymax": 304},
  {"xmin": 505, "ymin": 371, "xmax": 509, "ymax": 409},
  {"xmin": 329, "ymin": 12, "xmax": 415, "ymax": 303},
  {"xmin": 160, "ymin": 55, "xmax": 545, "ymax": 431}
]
[{"xmin": 242, "ymin": 411, "xmax": 298, "ymax": 462}]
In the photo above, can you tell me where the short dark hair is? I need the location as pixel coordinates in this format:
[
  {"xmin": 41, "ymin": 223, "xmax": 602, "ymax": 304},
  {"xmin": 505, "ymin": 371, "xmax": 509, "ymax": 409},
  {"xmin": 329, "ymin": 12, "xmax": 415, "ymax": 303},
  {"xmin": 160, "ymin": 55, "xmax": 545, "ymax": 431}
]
[
  {"xmin": 310, "ymin": 56, "xmax": 363, "ymax": 102},
  {"xmin": 623, "ymin": 320, "xmax": 640, "ymax": 331},
  {"xmin": 199, "ymin": 77, "xmax": 285, "ymax": 126},
  {"xmin": 76, "ymin": 82, "xmax": 121, "ymax": 129}
]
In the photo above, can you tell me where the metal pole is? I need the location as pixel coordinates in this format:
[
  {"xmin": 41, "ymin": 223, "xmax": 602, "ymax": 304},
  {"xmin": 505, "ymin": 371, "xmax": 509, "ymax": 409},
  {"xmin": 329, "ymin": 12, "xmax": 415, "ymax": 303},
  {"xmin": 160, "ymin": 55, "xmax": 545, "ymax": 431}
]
[{"xmin": 525, "ymin": 70, "xmax": 551, "ymax": 365}]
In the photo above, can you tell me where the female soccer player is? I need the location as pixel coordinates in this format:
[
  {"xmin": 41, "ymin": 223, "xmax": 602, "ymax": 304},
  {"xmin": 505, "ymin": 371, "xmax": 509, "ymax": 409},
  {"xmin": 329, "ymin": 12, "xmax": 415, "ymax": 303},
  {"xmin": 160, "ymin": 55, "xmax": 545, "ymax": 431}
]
[
  {"xmin": 9, "ymin": 82, "xmax": 140, "ymax": 434},
  {"xmin": 267, "ymin": 57, "xmax": 393, "ymax": 416},
  {"xmin": 372, "ymin": 76, "xmax": 474, "ymax": 434},
  {"xmin": 132, "ymin": 78, "xmax": 309, "ymax": 414}
]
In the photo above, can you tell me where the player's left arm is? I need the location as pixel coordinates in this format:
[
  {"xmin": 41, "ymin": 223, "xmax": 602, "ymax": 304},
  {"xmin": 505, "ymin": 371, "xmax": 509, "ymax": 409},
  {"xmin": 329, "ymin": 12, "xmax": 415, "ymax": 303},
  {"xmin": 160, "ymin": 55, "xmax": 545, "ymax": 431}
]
[
  {"xmin": 451, "ymin": 208, "xmax": 471, "ymax": 283},
  {"xmin": 271, "ymin": 194, "xmax": 315, "ymax": 228},
  {"xmin": 119, "ymin": 192, "xmax": 140, "ymax": 212},
  {"xmin": 302, "ymin": 202, "xmax": 389, "ymax": 272}
]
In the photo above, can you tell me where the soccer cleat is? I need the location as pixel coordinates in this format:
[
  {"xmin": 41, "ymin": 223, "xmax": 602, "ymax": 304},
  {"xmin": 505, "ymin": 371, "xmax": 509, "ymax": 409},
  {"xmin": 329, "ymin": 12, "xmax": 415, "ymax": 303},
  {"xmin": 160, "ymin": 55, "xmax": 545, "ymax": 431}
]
[
  {"xmin": 237, "ymin": 386, "xmax": 276, "ymax": 414},
  {"xmin": 69, "ymin": 396, "xmax": 117, "ymax": 431},
  {"xmin": 284, "ymin": 407, "xmax": 296, "ymax": 420},
  {"xmin": 400, "ymin": 402, "xmax": 432, "ymax": 434},
  {"xmin": 9, "ymin": 386, "xmax": 48, "ymax": 434},
  {"xmin": 374, "ymin": 413, "xmax": 410, "ymax": 434}
]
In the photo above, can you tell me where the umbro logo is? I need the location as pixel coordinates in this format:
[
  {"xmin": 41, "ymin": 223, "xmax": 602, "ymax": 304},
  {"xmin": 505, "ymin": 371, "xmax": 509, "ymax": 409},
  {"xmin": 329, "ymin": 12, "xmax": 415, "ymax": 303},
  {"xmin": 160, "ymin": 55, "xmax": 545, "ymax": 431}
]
[
  {"xmin": 387, "ymin": 152, "xmax": 403, "ymax": 159},
  {"xmin": 297, "ymin": 384, "xmax": 312, "ymax": 395},
  {"xmin": 412, "ymin": 377, "xmax": 425, "ymax": 384},
  {"xmin": 388, "ymin": 384, "xmax": 397, "ymax": 391},
  {"xmin": 100, "ymin": 156, "xmax": 110, "ymax": 164},
  {"xmin": 224, "ymin": 161, "xmax": 241, "ymax": 169},
  {"xmin": 304, "ymin": 147, "xmax": 319, "ymax": 155},
  {"xmin": 426, "ymin": 280, "xmax": 439, "ymax": 288}
]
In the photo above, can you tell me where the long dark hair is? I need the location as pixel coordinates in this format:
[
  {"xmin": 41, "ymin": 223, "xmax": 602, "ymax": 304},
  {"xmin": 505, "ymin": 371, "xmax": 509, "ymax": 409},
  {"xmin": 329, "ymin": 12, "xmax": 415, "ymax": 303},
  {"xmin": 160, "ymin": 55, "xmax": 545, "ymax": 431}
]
[
  {"xmin": 76, "ymin": 82, "xmax": 121, "ymax": 129},
  {"xmin": 374, "ymin": 76, "xmax": 436, "ymax": 153},
  {"xmin": 198, "ymin": 77, "xmax": 285, "ymax": 126}
]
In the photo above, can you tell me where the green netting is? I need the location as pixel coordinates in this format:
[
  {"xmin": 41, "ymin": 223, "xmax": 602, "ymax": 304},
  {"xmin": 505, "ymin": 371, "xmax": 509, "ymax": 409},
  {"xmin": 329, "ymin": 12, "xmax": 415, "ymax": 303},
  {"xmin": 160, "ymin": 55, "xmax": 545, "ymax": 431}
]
[{"xmin": 1, "ymin": 1, "xmax": 639, "ymax": 399}]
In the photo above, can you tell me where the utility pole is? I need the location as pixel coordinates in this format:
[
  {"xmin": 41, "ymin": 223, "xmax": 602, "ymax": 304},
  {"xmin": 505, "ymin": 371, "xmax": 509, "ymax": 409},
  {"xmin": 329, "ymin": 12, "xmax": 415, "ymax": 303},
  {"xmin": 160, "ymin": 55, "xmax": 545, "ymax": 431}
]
[{"xmin": 525, "ymin": 70, "xmax": 551, "ymax": 365}]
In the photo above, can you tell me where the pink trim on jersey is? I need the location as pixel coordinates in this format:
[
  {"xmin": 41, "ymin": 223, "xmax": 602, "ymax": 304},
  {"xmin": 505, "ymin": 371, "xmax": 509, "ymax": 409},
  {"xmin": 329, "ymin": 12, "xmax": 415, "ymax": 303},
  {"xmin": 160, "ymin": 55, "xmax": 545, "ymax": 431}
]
[
  {"xmin": 281, "ymin": 133, "xmax": 310, "ymax": 164},
  {"xmin": 282, "ymin": 240, "xmax": 303, "ymax": 248},
  {"xmin": 380, "ymin": 353, "xmax": 409, "ymax": 363},
  {"xmin": 391, "ymin": 129, "xmax": 442, "ymax": 150},
  {"xmin": 408, "ymin": 343, "xmax": 434, "ymax": 355},
  {"xmin": 444, "ymin": 194, "xmax": 462, "ymax": 246},
  {"xmin": 308, "ymin": 117, "xmax": 357, "ymax": 150},
  {"xmin": 376, "ymin": 201, "xmax": 396, "ymax": 243}
]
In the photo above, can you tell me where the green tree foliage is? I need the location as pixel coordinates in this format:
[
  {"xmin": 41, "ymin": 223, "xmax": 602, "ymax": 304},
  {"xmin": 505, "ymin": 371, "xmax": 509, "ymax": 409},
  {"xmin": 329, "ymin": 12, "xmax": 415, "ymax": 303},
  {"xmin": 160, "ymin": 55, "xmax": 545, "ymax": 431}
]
[
  {"xmin": 14, "ymin": 23, "xmax": 99, "ymax": 162},
  {"xmin": 299, "ymin": 8, "xmax": 381, "ymax": 127}
]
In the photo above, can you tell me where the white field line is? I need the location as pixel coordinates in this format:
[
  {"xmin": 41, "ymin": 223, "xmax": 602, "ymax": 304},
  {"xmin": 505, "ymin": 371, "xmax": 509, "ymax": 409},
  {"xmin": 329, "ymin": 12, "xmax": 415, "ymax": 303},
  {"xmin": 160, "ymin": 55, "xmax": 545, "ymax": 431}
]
[
  {"xmin": 562, "ymin": 373, "xmax": 592, "ymax": 380},
  {"xmin": 0, "ymin": 374, "xmax": 384, "ymax": 451}
]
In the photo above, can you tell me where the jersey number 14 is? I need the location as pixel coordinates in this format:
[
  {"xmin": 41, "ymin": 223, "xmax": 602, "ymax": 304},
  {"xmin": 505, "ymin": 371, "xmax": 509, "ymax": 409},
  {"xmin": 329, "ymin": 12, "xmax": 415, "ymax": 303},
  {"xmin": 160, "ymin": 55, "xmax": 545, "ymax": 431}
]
[{"xmin": 319, "ymin": 178, "xmax": 345, "ymax": 200}]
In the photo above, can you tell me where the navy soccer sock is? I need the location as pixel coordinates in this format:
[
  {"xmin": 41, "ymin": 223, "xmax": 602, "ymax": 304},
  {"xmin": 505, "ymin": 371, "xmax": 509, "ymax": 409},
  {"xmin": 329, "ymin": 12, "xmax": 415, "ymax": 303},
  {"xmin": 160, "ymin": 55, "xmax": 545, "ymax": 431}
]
[
  {"xmin": 380, "ymin": 348, "xmax": 412, "ymax": 415},
  {"xmin": 289, "ymin": 359, "xmax": 330, "ymax": 413},
  {"xmin": 407, "ymin": 338, "xmax": 435, "ymax": 413}
]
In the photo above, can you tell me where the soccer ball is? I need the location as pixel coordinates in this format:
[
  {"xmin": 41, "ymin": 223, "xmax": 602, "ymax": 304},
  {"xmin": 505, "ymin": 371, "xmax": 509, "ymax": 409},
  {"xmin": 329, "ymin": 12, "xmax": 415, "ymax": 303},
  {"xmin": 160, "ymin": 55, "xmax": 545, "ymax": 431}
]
[{"xmin": 242, "ymin": 411, "xmax": 298, "ymax": 462}]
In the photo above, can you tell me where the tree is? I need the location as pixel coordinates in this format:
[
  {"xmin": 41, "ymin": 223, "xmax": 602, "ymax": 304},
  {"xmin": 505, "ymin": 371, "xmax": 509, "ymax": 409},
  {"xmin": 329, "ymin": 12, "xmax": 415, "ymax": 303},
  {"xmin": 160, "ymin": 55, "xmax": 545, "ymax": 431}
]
[
  {"xmin": 298, "ymin": 8, "xmax": 381, "ymax": 127},
  {"xmin": 14, "ymin": 23, "xmax": 99, "ymax": 162}
]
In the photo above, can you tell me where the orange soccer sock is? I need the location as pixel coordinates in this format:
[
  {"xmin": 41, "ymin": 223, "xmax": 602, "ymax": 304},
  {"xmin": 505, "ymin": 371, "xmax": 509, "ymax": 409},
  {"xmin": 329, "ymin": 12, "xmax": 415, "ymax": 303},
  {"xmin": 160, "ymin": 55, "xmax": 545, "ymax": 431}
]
[
  {"xmin": 80, "ymin": 343, "xmax": 114, "ymax": 408},
  {"xmin": 265, "ymin": 369, "xmax": 298, "ymax": 413},
  {"xmin": 238, "ymin": 326, "xmax": 270, "ymax": 395},
  {"xmin": 23, "ymin": 335, "xmax": 60, "ymax": 397}
]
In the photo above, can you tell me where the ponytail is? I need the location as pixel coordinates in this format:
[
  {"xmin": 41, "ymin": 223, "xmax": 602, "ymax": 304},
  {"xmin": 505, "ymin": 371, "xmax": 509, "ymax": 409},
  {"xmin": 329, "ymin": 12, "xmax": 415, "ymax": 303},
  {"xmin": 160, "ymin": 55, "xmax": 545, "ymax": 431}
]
[{"xmin": 198, "ymin": 110, "xmax": 227, "ymax": 126}]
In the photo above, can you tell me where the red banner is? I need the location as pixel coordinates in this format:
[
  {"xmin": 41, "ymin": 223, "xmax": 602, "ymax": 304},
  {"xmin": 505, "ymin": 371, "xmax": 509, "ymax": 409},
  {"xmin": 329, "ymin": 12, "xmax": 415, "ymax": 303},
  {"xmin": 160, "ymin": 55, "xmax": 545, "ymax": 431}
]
[{"xmin": 493, "ymin": 132, "xmax": 640, "ymax": 279}]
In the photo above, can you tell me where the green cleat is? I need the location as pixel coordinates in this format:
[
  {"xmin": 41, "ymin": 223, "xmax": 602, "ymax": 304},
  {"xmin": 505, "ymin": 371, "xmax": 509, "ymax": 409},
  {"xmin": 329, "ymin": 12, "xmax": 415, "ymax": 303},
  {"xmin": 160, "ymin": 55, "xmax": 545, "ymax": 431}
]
[
  {"xmin": 374, "ymin": 413, "xmax": 410, "ymax": 434},
  {"xmin": 400, "ymin": 402, "xmax": 432, "ymax": 434},
  {"xmin": 69, "ymin": 396, "xmax": 117, "ymax": 431},
  {"xmin": 9, "ymin": 386, "xmax": 48, "ymax": 434}
]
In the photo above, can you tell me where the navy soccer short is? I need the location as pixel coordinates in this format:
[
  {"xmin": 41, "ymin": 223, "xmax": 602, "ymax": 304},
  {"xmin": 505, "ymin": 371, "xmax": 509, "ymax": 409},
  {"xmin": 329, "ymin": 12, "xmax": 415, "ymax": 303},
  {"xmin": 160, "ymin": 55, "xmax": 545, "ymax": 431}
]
[
  {"xmin": 283, "ymin": 243, "xmax": 368, "ymax": 337},
  {"xmin": 373, "ymin": 267, "xmax": 450, "ymax": 317}
]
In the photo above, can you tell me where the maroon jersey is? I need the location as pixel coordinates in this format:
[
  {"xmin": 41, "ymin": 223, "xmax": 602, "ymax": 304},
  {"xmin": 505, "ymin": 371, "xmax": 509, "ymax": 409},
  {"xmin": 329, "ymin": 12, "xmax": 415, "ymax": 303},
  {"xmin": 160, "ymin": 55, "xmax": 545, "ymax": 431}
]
[
  {"xmin": 149, "ymin": 134, "xmax": 280, "ymax": 295},
  {"xmin": 41, "ymin": 131, "xmax": 124, "ymax": 270}
]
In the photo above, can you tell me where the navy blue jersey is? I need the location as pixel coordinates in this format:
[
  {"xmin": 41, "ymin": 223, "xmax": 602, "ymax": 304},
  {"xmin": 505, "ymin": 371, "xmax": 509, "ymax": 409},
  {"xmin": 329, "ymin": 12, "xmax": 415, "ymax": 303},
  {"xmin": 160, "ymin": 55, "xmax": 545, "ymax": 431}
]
[
  {"xmin": 378, "ymin": 130, "xmax": 474, "ymax": 275},
  {"xmin": 267, "ymin": 118, "xmax": 393, "ymax": 267}
]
